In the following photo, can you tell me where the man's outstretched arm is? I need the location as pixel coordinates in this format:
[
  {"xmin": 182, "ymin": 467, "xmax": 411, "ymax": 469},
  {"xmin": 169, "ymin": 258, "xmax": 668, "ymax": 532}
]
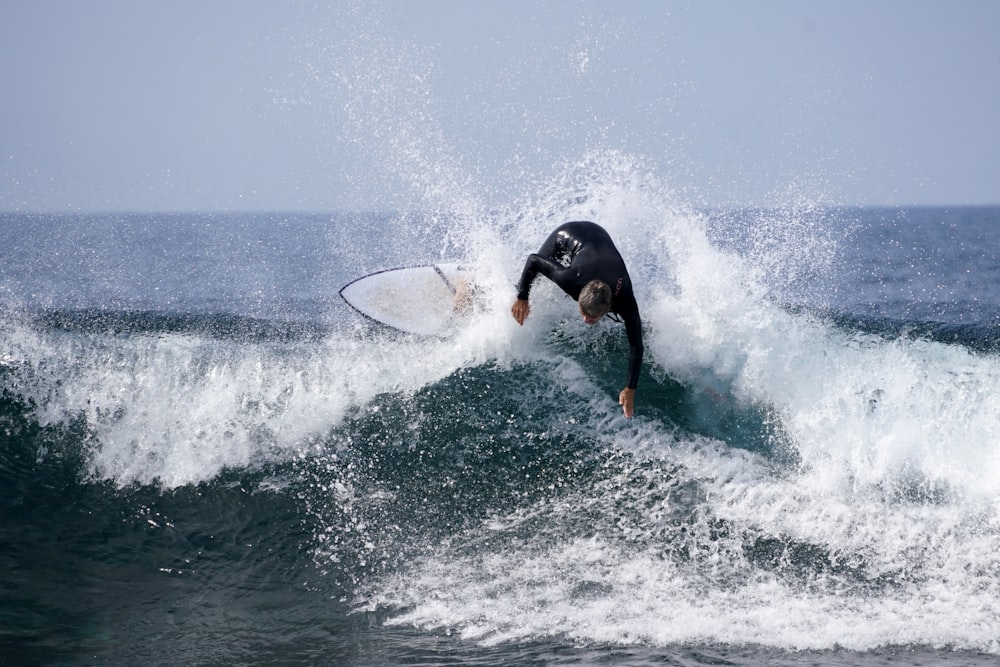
[
  {"xmin": 513, "ymin": 253, "xmax": 571, "ymax": 325},
  {"xmin": 620, "ymin": 306, "xmax": 643, "ymax": 418}
]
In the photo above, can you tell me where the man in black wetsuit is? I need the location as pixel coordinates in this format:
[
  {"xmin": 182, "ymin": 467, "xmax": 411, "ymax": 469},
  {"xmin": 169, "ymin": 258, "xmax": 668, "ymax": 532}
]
[{"xmin": 511, "ymin": 221, "xmax": 643, "ymax": 418}]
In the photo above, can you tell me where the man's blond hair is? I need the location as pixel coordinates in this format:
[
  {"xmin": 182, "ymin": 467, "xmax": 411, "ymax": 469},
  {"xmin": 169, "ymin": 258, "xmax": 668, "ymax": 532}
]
[{"xmin": 579, "ymin": 280, "xmax": 612, "ymax": 318}]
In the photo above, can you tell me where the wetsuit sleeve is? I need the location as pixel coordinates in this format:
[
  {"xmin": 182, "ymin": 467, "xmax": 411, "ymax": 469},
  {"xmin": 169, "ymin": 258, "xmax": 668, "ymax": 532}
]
[
  {"xmin": 620, "ymin": 300, "xmax": 644, "ymax": 389},
  {"xmin": 516, "ymin": 254, "xmax": 571, "ymax": 301}
]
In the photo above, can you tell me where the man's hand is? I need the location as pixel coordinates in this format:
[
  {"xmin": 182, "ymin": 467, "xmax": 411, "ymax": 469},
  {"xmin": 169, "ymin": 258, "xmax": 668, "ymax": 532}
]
[
  {"xmin": 511, "ymin": 298, "xmax": 530, "ymax": 326},
  {"xmin": 619, "ymin": 387, "xmax": 636, "ymax": 418}
]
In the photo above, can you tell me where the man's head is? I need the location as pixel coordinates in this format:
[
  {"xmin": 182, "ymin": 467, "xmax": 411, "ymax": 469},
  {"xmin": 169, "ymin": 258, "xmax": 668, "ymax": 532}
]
[{"xmin": 579, "ymin": 280, "xmax": 612, "ymax": 324}]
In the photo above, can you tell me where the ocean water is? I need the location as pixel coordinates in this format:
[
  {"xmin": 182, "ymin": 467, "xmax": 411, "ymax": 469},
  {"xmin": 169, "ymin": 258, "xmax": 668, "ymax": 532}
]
[{"xmin": 2, "ymin": 197, "xmax": 1000, "ymax": 665}]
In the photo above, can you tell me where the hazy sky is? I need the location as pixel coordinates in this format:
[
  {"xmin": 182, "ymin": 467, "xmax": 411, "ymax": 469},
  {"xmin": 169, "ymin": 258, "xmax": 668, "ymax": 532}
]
[{"xmin": 1, "ymin": 1, "xmax": 997, "ymax": 212}]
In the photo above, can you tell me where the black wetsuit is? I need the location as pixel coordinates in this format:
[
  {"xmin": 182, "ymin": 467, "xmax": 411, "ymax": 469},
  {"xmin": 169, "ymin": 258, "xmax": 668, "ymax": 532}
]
[{"xmin": 516, "ymin": 221, "xmax": 643, "ymax": 389}]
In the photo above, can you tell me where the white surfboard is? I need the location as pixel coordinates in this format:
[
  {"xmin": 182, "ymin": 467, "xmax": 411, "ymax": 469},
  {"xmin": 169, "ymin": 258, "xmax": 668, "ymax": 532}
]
[{"xmin": 339, "ymin": 263, "xmax": 467, "ymax": 336}]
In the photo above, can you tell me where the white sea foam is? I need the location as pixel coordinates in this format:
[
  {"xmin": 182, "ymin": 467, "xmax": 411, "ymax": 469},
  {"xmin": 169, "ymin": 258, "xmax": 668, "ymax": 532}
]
[{"xmin": 0, "ymin": 307, "xmax": 516, "ymax": 487}]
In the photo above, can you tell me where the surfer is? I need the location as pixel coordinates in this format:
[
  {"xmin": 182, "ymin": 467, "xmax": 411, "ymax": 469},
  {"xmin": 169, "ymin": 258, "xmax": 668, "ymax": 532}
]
[{"xmin": 511, "ymin": 221, "xmax": 643, "ymax": 418}]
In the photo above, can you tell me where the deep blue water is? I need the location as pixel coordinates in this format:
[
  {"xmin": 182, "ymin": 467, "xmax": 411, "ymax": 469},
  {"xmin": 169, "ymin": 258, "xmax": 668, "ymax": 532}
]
[{"xmin": 2, "ymin": 203, "xmax": 1000, "ymax": 665}]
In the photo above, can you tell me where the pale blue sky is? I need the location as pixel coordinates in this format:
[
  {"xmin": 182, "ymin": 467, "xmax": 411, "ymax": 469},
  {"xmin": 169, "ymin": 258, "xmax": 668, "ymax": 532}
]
[{"xmin": 1, "ymin": 1, "xmax": 997, "ymax": 212}]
